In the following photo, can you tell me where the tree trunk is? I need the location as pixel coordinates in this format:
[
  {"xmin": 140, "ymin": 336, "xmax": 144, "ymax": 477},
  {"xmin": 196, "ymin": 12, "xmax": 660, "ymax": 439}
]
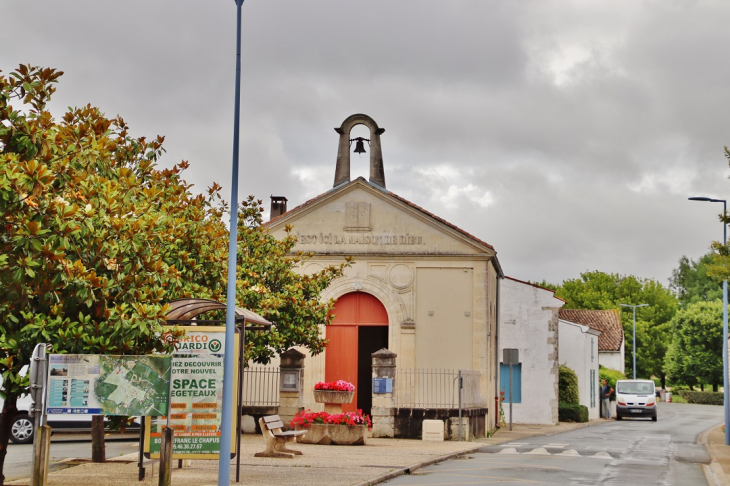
[
  {"xmin": 689, "ymin": 384, "xmax": 695, "ymax": 391},
  {"xmin": 91, "ymin": 415, "xmax": 106, "ymax": 463},
  {"xmin": 714, "ymin": 383, "xmax": 719, "ymax": 392},
  {"xmin": 661, "ymin": 374, "xmax": 666, "ymax": 390},
  {"xmin": 0, "ymin": 394, "xmax": 19, "ymax": 486},
  {"xmin": 700, "ymin": 383, "xmax": 705, "ymax": 392}
]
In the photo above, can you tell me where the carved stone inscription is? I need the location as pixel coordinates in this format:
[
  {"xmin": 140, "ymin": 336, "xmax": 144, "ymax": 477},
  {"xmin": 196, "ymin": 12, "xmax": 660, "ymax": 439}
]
[
  {"xmin": 296, "ymin": 233, "xmax": 424, "ymax": 246},
  {"xmin": 345, "ymin": 202, "xmax": 371, "ymax": 231}
]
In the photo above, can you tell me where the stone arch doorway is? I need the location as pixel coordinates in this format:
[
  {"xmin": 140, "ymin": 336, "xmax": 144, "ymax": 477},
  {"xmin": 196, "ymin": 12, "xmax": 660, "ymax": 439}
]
[{"xmin": 325, "ymin": 292, "xmax": 389, "ymax": 415}]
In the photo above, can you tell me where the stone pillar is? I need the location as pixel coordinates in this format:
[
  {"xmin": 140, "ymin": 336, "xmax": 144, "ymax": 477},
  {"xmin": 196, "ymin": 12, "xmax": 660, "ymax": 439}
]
[
  {"xmin": 371, "ymin": 348, "xmax": 397, "ymax": 438},
  {"xmin": 333, "ymin": 114, "xmax": 386, "ymax": 188},
  {"xmin": 278, "ymin": 348, "xmax": 305, "ymax": 428}
]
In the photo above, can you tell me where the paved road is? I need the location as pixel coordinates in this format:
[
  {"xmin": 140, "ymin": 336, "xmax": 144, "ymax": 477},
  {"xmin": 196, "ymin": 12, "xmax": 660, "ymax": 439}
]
[
  {"xmin": 4, "ymin": 433, "xmax": 139, "ymax": 482},
  {"xmin": 384, "ymin": 402, "xmax": 722, "ymax": 485}
]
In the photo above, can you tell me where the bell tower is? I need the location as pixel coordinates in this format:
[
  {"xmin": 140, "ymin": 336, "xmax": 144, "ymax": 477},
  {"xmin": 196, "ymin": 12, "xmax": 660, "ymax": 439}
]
[{"xmin": 333, "ymin": 114, "xmax": 386, "ymax": 188}]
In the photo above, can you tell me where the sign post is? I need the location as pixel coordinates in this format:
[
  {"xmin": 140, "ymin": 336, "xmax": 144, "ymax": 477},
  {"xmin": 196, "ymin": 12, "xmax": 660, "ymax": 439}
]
[
  {"xmin": 502, "ymin": 349, "xmax": 519, "ymax": 432},
  {"xmin": 29, "ymin": 343, "xmax": 49, "ymax": 486}
]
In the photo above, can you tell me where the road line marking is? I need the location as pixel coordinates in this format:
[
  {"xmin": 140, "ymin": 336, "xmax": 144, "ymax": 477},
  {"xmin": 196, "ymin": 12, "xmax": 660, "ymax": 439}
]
[
  {"xmin": 498, "ymin": 447, "xmax": 520, "ymax": 454},
  {"xmin": 558, "ymin": 449, "xmax": 580, "ymax": 456},
  {"xmin": 591, "ymin": 451, "xmax": 613, "ymax": 459},
  {"xmin": 525, "ymin": 447, "xmax": 551, "ymax": 455}
]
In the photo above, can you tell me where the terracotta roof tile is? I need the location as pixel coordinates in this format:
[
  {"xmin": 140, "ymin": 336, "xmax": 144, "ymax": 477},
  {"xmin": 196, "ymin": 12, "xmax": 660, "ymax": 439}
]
[{"xmin": 558, "ymin": 309, "xmax": 624, "ymax": 352}]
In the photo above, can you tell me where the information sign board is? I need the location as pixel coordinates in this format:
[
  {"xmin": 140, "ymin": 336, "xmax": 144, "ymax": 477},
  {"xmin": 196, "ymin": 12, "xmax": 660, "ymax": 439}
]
[
  {"xmin": 143, "ymin": 326, "xmax": 238, "ymax": 459},
  {"xmin": 46, "ymin": 354, "xmax": 172, "ymax": 417}
]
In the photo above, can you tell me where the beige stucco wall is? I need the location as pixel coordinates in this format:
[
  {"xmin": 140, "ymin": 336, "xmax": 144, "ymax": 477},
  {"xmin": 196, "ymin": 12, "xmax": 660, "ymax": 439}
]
[{"xmin": 266, "ymin": 180, "xmax": 499, "ymax": 415}]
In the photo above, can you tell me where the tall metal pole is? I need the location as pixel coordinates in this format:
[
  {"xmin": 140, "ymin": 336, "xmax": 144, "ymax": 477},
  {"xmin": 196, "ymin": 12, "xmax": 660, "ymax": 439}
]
[
  {"xmin": 723, "ymin": 200, "xmax": 729, "ymax": 446},
  {"xmin": 619, "ymin": 303, "xmax": 647, "ymax": 380},
  {"xmin": 689, "ymin": 196, "xmax": 730, "ymax": 446},
  {"xmin": 219, "ymin": 1, "xmax": 245, "ymax": 484},
  {"xmin": 632, "ymin": 307, "xmax": 637, "ymax": 380}
]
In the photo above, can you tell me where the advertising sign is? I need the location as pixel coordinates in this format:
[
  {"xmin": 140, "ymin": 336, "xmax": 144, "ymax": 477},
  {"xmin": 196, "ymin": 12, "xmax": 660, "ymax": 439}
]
[
  {"xmin": 144, "ymin": 326, "xmax": 238, "ymax": 459},
  {"xmin": 46, "ymin": 354, "xmax": 172, "ymax": 417}
]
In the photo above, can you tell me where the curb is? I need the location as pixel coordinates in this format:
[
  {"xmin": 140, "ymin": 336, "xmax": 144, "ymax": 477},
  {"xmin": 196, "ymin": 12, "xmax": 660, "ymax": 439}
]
[{"xmin": 700, "ymin": 423, "xmax": 730, "ymax": 486}]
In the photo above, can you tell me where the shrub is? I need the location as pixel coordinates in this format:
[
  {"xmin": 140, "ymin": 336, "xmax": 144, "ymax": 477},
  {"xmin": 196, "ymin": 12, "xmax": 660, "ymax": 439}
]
[
  {"xmin": 599, "ymin": 367, "xmax": 625, "ymax": 401},
  {"xmin": 678, "ymin": 391, "xmax": 723, "ymax": 405},
  {"xmin": 558, "ymin": 403, "xmax": 588, "ymax": 423},
  {"xmin": 559, "ymin": 365, "xmax": 580, "ymax": 404}
]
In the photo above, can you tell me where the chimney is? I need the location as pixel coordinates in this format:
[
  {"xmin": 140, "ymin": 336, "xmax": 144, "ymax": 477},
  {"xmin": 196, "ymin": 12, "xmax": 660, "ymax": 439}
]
[{"xmin": 270, "ymin": 196, "xmax": 288, "ymax": 220}]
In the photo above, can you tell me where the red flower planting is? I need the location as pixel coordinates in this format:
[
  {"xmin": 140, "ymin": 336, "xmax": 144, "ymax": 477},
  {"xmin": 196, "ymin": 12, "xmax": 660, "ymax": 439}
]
[
  {"xmin": 314, "ymin": 380, "xmax": 355, "ymax": 392},
  {"xmin": 290, "ymin": 409, "xmax": 372, "ymax": 430}
]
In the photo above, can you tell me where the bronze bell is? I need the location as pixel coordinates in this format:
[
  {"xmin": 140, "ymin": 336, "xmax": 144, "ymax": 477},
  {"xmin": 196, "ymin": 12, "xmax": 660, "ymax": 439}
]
[{"xmin": 352, "ymin": 137, "xmax": 367, "ymax": 154}]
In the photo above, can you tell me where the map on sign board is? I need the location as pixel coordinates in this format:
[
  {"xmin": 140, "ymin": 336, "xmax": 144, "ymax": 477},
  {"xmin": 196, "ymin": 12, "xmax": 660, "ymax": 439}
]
[{"xmin": 47, "ymin": 355, "xmax": 172, "ymax": 417}]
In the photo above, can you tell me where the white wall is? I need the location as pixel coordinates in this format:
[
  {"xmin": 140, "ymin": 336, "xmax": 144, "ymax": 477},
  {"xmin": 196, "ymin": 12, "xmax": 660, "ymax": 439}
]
[
  {"xmin": 558, "ymin": 320, "xmax": 601, "ymax": 420},
  {"xmin": 599, "ymin": 351, "xmax": 624, "ymax": 374},
  {"xmin": 499, "ymin": 278, "xmax": 563, "ymax": 424}
]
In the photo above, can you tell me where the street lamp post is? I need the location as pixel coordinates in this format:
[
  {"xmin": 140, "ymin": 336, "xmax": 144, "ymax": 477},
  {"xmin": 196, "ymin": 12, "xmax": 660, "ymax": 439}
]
[
  {"xmin": 619, "ymin": 303, "xmax": 648, "ymax": 380},
  {"xmin": 219, "ymin": 1, "xmax": 245, "ymax": 484},
  {"xmin": 689, "ymin": 196, "xmax": 729, "ymax": 446}
]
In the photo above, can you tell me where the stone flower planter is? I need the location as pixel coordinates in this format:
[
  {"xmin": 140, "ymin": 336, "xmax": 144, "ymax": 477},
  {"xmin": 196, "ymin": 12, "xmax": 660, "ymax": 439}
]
[
  {"xmin": 313, "ymin": 390, "xmax": 354, "ymax": 404},
  {"xmin": 295, "ymin": 423, "xmax": 367, "ymax": 445}
]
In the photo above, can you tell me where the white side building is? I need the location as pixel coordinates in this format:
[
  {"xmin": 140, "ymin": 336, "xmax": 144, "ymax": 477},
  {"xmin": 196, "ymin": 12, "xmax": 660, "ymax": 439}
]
[
  {"xmin": 559, "ymin": 309, "xmax": 625, "ymax": 374},
  {"xmin": 558, "ymin": 319, "xmax": 601, "ymax": 420},
  {"xmin": 499, "ymin": 277, "xmax": 565, "ymax": 424}
]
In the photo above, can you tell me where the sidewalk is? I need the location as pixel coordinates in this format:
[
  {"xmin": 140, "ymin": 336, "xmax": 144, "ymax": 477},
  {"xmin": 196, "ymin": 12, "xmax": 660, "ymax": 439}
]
[
  {"xmin": 7, "ymin": 422, "xmax": 597, "ymax": 486},
  {"xmin": 702, "ymin": 424, "xmax": 730, "ymax": 486}
]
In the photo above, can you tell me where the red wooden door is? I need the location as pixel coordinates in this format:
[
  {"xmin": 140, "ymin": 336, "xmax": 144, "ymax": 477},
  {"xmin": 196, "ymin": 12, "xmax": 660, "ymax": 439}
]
[{"xmin": 326, "ymin": 293, "xmax": 388, "ymax": 412}]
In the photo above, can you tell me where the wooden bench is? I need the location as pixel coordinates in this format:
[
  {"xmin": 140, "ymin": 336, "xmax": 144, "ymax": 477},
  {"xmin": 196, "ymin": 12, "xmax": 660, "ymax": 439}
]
[{"xmin": 254, "ymin": 415, "xmax": 307, "ymax": 458}]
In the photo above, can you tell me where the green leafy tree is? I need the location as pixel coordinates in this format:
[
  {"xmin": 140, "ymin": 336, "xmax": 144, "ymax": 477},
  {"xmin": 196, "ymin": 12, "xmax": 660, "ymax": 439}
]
[
  {"xmin": 236, "ymin": 196, "xmax": 349, "ymax": 365},
  {"xmin": 664, "ymin": 301, "xmax": 723, "ymax": 391},
  {"xmin": 0, "ymin": 66, "xmax": 351, "ymax": 482},
  {"xmin": 528, "ymin": 280, "xmax": 559, "ymax": 292},
  {"xmin": 0, "ymin": 65, "xmax": 236, "ymax": 480},
  {"xmin": 707, "ymin": 146, "xmax": 730, "ymax": 284},
  {"xmin": 670, "ymin": 253, "xmax": 723, "ymax": 306},
  {"xmin": 555, "ymin": 271, "xmax": 677, "ymax": 385},
  {"xmin": 599, "ymin": 366, "xmax": 625, "ymax": 399}
]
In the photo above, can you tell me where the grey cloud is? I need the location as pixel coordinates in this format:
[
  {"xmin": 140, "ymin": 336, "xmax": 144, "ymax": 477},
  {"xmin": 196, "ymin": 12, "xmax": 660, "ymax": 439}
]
[{"xmin": 3, "ymin": 0, "xmax": 730, "ymax": 286}]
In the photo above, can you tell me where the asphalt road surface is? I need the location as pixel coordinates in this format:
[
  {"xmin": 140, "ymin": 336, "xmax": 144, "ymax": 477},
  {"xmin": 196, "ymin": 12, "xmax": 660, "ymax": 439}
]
[
  {"xmin": 384, "ymin": 402, "xmax": 723, "ymax": 485},
  {"xmin": 4, "ymin": 433, "xmax": 139, "ymax": 482}
]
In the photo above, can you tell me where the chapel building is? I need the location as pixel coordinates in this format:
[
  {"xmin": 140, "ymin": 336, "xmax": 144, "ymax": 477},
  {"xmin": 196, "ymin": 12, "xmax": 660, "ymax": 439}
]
[{"xmin": 266, "ymin": 114, "xmax": 503, "ymax": 431}]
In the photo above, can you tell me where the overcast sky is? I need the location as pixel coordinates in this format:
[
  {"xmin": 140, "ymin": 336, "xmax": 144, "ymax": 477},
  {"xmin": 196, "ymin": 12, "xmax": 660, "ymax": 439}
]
[{"xmin": 4, "ymin": 0, "xmax": 730, "ymax": 286}]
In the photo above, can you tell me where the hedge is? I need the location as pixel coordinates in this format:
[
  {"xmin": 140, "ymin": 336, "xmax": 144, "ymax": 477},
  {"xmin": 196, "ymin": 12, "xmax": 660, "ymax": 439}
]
[
  {"xmin": 599, "ymin": 367, "xmax": 625, "ymax": 400},
  {"xmin": 559, "ymin": 365, "xmax": 579, "ymax": 404},
  {"xmin": 558, "ymin": 402, "xmax": 589, "ymax": 423},
  {"xmin": 678, "ymin": 390, "xmax": 724, "ymax": 405}
]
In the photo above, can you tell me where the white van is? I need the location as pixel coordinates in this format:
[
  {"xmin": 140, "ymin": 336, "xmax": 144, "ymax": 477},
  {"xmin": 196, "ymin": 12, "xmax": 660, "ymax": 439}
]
[
  {"xmin": 0, "ymin": 366, "xmax": 138, "ymax": 444},
  {"xmin": 0, "ymin": 366, "xmax": 95, "ymax": 444},
  {"xmin": 615, "ymin": 379, "xmax": 657, "ymax": 421}
]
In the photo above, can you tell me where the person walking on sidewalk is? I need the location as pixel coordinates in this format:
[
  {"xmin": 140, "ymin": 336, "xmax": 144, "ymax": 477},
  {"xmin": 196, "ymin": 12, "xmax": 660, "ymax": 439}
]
[{"xmin": 601, "ymin": 379, "xmax": 613, "ymax": 419}]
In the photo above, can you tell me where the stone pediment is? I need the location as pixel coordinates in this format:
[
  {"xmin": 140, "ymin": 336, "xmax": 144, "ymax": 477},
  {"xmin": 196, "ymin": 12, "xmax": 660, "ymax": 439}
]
[{"xmin": 266, "ymin": 178, "xmax": 496, "ymax": 258}]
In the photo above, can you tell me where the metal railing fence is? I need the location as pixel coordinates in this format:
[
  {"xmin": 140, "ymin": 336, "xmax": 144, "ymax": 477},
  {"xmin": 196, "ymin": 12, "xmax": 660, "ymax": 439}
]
[
  {"xmin": 394, "ymin": 368, "xmax": 482, "ymax": 409},
  {"xmin": 241, "ymin": 366, "xmax": 280, "ymax": 407}
]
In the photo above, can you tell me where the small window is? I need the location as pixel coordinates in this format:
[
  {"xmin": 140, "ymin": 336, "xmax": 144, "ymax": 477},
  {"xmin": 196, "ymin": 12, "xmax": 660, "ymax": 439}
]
[{"xmin": 500, "ymin": 363, "xmax": 522, "ymax": 403}]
